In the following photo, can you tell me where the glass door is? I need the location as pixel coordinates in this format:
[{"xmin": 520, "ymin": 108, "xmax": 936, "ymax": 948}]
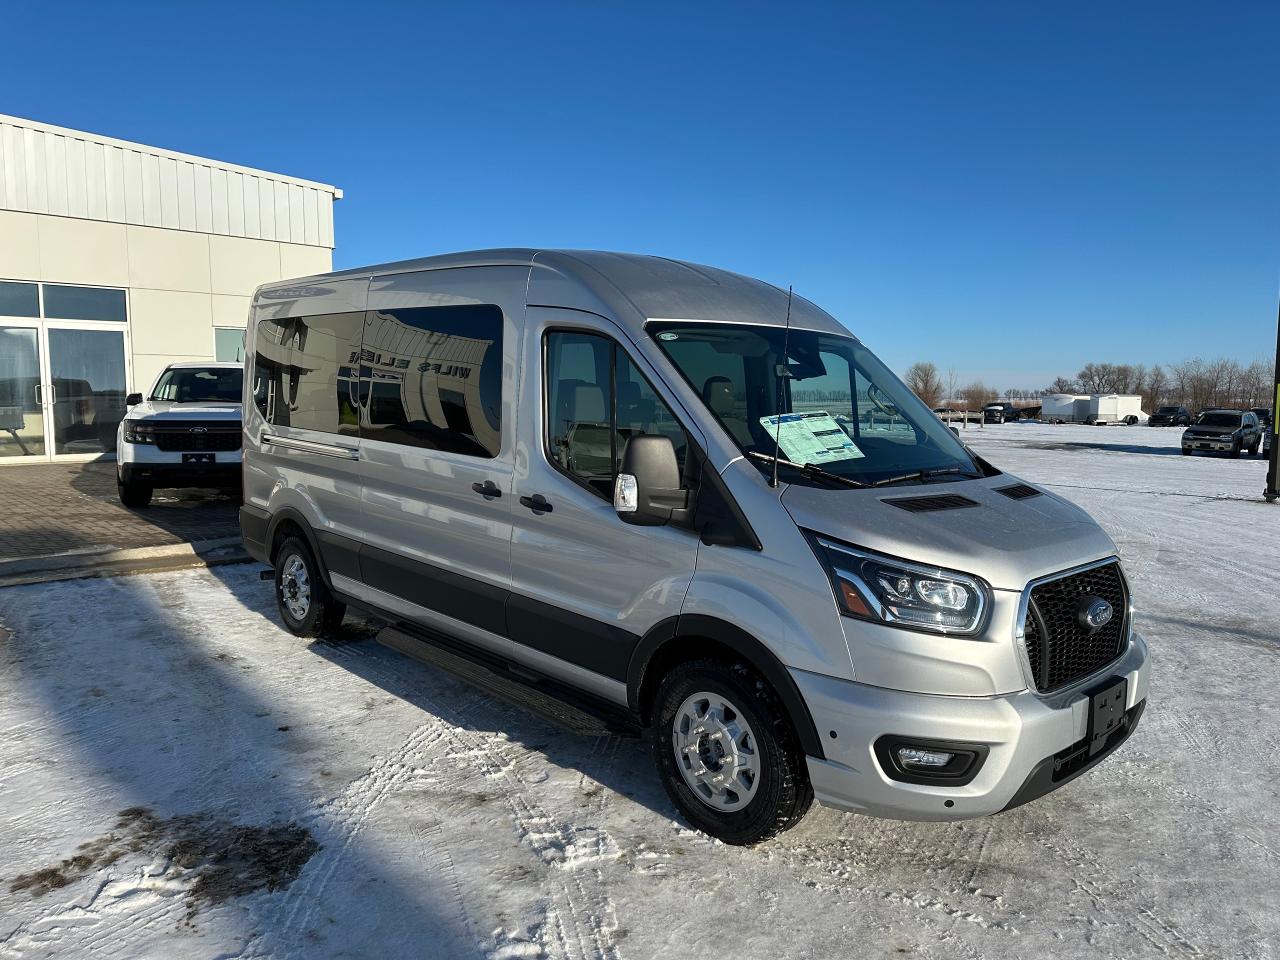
[
  {"xmin": 46, "ymin": 326, "xmax": 129, "ymax": 458},
  {"xmin": 0, "ymin": 325, "xmax": 47, "ymax": 459}
]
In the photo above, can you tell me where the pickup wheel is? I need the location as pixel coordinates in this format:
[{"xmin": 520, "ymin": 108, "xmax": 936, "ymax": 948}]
[
  {"xmin": 117, "ymin": 477, "xmax": 152, "ymax": 508},
  {"xmin": 274, "ymin": 535, "xmax": 346, "ymax": 638},
  {"xmin": 652, "ymin": 659, "xmax": 813, "ymax": 845}
]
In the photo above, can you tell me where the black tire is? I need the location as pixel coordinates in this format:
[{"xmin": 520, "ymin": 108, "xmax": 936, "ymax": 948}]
[
  {"xmin": 651, "ymin": 659, "xmax": 813, "ymax": 845},
  {"xmin": 117, "ymin": 477, "xmax": 153, "ymax": 508},
  {"xmin": 1180, "ymin": 448, "xmax": 1190, "ymax": 456},
  {"xmin": 273, "ymin": 535, "xmax": 346, "ymax": 638},
  {"xmin": 1230, "ymin": 440, "xmax": 1241, "ymax": 459}
]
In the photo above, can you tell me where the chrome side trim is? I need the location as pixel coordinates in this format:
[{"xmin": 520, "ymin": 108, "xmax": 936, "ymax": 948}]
[
  {"xmin": 261, "ymin": 433, "xmax": 359, "ymax": 460},
  {"xmin": 1013, "ymin": 555, "xmax": 1131, "ymax": 698}
]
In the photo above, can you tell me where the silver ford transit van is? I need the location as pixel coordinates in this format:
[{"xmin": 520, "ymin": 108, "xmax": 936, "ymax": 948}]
[{"xmin": 240, "ymin": 250, "xmax": 1149, "ymax": 845}]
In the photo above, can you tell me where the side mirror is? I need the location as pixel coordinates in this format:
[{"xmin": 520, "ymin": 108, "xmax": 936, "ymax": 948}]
[
  {"xmin": 949, "ymin": 426, "xmax": 960, "ymax": 438},
  {"xmin": 614, "ymin": 435, "xmax": 689, "ymax": 526},
  {"xmin": 126, "ymin": 392, "xmax": 143, "ymax": 406}
]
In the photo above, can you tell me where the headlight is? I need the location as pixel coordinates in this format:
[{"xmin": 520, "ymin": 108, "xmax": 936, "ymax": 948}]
[
  {"xmin": 123, "ymin": 420, "xmax": 155, "ymax": 444},
  {"xmin": 808, "ymin": 535, "xmax": 989, "ymax": 635}
]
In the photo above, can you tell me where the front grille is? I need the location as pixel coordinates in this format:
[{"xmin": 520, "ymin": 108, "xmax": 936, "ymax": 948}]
[
  {"xmin": 153, "ymin": 421, "xmax": 242, "ymax": 452},
  {"xmin": 882, "ymin": 494, "xmax": 980, "ymax": 513},
  {"xmin": 1022, "ymin": 561, "xmax": 1128, "ymax": 692}
]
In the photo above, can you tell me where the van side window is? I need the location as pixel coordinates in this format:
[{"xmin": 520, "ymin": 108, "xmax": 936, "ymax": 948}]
[
  {"xmin": 360, "ymin": 304, "xmax": 503, "ymax": 458},
  {"xmin": 251, "ymin": 312, "xmax": 362, "ymax": 436},
  {"xmin": 545, "ymin": 331, "xmax": 686, "ymax": 498}
]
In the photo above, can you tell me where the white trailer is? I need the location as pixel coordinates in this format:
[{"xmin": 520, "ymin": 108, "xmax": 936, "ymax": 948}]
[{"xmin": 1088, "ymin": 394, "xmax": 1146, "ymax": 425}]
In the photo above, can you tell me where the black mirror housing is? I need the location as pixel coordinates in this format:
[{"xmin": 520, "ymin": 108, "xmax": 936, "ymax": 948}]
[
  {"xmin": 615, "ymin": 435, "xmax": 689, "ymax": 526},
  {"xmin": 126, "ymin": 392, "xmax": 143, "ymax": 406}
]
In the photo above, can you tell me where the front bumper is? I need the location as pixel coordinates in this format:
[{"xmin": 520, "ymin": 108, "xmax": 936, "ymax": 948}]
[
  {"xmin": 1182, "ymin": 438, "xmax": 1235, "ymax": 451},
  {"xmin": 795, "ymin": 633, "xmax": 1149, "ymax": 821},
  {"xmin": 119, "ymin": 461, "xmax": 240, "ymax": 489}
]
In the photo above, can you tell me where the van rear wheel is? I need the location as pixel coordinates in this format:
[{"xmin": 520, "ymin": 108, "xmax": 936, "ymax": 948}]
[
  {"xmin": 274, "ymin": 535, "xmax": 345, "ymax": 638},
  {"xmin": 652, "ymin": 659, "xmax": 813, "ymax": 845}
]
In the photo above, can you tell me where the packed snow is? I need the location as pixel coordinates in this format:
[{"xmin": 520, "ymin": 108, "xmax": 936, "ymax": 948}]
[{"xmin": 0, "ymin": 422, "xmax": 1276, "ymax": 960}]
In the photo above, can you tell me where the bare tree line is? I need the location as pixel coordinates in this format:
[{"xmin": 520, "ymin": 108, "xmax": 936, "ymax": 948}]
[{"xmin": 905, "ymin": 357, "xmax": 1274, "ymax": 413}]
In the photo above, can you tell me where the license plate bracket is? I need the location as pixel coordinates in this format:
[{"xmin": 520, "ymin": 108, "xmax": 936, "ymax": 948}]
[
  {"xmin": 1087, "ymin": 676, "xmax": 1128, "ymax": 756},
  {"xmin": 182, "ymin": 453, "xmax": 215, "ymax": 464}
]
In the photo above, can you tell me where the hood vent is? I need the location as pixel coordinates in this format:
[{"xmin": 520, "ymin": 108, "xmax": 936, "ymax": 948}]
[
  {"xmin": 882, "ymin": 494, "xmax": 980, "ymax": 513},
  {"xmin": 995, "ymin": 483, "xmax": 1041, "ymax": 501}
]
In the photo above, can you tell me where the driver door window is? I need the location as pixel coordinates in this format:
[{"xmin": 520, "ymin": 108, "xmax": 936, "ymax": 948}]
[{"xmin": 545, "ymin": 331, "xmax": 686, "ymax": 498}]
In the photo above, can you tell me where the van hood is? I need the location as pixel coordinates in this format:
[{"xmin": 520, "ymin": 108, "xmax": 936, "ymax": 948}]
[
  {"xmin": 780, "ymin": 475, "xmax": 1116, "ymax": 592},
  {"xmin": 129, "ymin": 400, "xmax": 242, "ymax": 421}
]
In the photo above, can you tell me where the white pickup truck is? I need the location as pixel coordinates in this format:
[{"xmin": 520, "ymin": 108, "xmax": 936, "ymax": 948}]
[{"xmin": 115, "ymin": 362, "xmax": 243, "ymax": 507}]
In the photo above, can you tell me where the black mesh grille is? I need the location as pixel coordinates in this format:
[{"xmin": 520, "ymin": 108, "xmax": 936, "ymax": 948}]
[
  {"xmin": 153, "ymin": 422, "xmax": 242, "ymax": 452},
  {"xmin": 995, "ymin": 483, "xmax": 1041, "ymax": 500},
  {"xmin": 882, "ymin": 494, "xmax": 980, "ymax": 513},
  {"xmin": 1023, "ymin": 561, "xmax": 1127, "ymax": 692}
]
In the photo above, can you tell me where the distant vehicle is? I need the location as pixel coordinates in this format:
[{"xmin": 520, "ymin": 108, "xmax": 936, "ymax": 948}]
[
  {"xmin": 1148, "ymin": 405, "xmax": 1191, "ymax": 427},
  {"xmin": 1180, "ymin": 409, "xmax": 1262, "ymax": 458},
  {"xmin": 982, "ymin": 402, "xmax": 1020, "ymax": 424},
  {"xmin": 116, "ymin": 362, "xmax": 243, "ymax": 507},
  {"xmin": 1086, "ymin": 395, "xmax": 1145, "ymax": 426},
  {"xmin": 1251, "ymin": 407, "xmax": 1273, "ymax": 432},
  {"xmin": 1264, "ymin": 429, "xmax": 1272, "ymax": 459}
]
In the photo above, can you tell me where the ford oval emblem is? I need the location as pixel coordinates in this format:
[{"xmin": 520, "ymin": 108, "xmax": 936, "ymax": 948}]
[
  {"xmin": 189, "ymin": 426, "xmax": 208, "ymax": 434},
  {"xmin": 1078, "ymin": 596, "xmax": 1114, "ymax": 632}
]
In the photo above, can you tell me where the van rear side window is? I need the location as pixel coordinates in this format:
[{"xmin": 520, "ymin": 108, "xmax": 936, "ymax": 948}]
[
  {"xmin": 360, "ymin": 304, "xmax": 503, "ymax": 458},
  {"xmin": 252, "ymin": 312, "xmax": 363, "ymax": 435}
]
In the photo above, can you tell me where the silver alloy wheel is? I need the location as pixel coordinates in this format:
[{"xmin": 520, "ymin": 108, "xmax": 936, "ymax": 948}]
[
  {"xmin": 280, "ymin": 553, "xmax": 311, "ymax": 622},
  {"xmin": 672, "ymin": 691, "xmax": 761, "ymax": 812}
]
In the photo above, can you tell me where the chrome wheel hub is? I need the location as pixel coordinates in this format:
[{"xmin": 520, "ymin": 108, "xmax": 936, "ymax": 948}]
[
  {"xmin": 280, "ymin": 554, "xmax": 311, "ymax": 621},
  {"xmin": 672, "ymin": 692, "xmax": 760, "ymax": 812}
]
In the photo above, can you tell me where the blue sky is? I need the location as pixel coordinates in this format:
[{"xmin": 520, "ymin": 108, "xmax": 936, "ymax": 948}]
[{"xmin": 4, "ymin": 1, "xmax": 1277, "ymax": 389}]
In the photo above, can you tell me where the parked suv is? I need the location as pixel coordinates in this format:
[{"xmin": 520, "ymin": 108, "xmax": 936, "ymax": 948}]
[
  {"xmin": 117, "ymin": 362, "xmax": 243, "ymax": 507},
  {"xmin": 241, "ymin": 250, "xmax": 1149, "ymax": 845},
  {"xmin": 1149, "ymin": 405, "xmax": 1191, "ymax": 427},
  {"xmin": 1180, "ymin": 409, "xmax": 1262, "ymax": 457},
  {"xmin": 982, "ymin": 402, "xmax": 1020, "ymax": 424}
]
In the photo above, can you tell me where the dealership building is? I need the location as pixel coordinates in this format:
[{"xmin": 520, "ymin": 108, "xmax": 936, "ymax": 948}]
[{"xmin": 0, "ymin": 113, "xmax": 340, "ymax": 463}]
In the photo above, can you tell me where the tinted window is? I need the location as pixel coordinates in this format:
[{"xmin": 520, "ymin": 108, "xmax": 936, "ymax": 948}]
[
  {"xmin": 546, "ymin": 331, "xmax": 686, "ymax": 497},
  {"xmin": 0, "ymin": 281, "xmax": 39, "ymax": 318},
  {"xmin": 251, "ymin": 312, "xmax": 362, "ymax": 436},
  {"xmin": 42, "ymin": 285, "xmax": 127, "ymax": 322},
  {"xmin": 360, "ymin": 304, "xmax": 503, "ymax": 457},
  {"xmin": 1196, "ymin": 411, "xmax": 1242, "ymax": 428}
]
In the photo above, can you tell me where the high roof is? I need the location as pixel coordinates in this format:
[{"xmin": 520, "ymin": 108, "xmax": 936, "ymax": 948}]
[
  {"xmin": 262, "ymin": 248, "xmax": 850, "ymax": 336},
  {"xmin": 0, "ymin": 114, "xmax": 341, "ymax": 248}
]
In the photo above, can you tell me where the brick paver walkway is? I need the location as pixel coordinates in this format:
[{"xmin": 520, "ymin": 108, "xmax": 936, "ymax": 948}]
[{"xmin": 0, "ymin": 462, "xmax": 240, "ymax": 562}]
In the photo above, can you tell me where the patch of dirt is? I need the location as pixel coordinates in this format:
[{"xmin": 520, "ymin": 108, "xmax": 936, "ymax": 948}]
[{"xmin": 10, "ymin": 806, "xmax": 319, "ymax": 919}]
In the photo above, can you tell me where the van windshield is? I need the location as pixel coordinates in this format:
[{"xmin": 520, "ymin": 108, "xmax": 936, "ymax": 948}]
[{"xmin": 649, "ymin": 321, "xmax": 981, "ymax": 487}]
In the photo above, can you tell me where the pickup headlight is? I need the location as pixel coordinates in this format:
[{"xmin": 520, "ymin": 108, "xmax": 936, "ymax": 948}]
[
  {"xmin": 808, "ymin": 535, "xmax": 989, "ymax": 635},
  {"xmin": 123, "ymin": 420, "xmax": 155, "ymax": 444}
]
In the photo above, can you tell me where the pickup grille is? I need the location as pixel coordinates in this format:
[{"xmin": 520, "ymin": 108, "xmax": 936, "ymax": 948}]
[
  {"xmin": 152, "ymin": 421, "xmax": 242, "ymax": 452},
  {"xmin": 1022, "ymin": 561, "xmax": 1128, "ymax": 693}
]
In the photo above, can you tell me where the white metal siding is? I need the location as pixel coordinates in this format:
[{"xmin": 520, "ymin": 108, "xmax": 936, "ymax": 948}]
[{"xmin": 0, "ymin": 114, "xmax": 338, "ymax": 248}]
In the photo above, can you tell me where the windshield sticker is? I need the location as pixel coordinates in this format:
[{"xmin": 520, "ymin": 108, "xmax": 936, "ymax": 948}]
[
  {"xmin": 758, "ymin": 411, "xmax": 864, "ymax": 464},
  {"xmin": 657, "ymin": 332, "xmax": 679, "ymax": 340}
]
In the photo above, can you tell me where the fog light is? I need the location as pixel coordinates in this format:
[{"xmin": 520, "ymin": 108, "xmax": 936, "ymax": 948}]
[{"xmin": 897, "ymin": 746, "xmax": 955, "ymax": 769}]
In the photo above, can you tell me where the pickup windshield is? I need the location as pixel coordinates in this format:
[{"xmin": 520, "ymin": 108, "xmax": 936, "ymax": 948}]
[
  {"xmin": 151, "ymin": 367, "xmax": 243, "ymax": 403},
  {"xmin": 649, "ymin": 321, "xmax": 980, "ymax": 487}
]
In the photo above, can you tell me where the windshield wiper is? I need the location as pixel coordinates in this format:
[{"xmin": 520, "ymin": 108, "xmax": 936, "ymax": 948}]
[
  {"xmin": 872, "ymin": 466, "xmax": 975, "ymax": 487},
  {"xmin": 747, "ymin": 451, "xmax": 868, "ymax": 489}
]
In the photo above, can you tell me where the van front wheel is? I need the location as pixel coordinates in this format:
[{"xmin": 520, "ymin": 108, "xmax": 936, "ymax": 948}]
[
  {"xmin": 273, "ymin": 536, "xmax": 345, "ymax": 638},
  {"xmin": 652, "ymin": 659, "xmax": 813, "ymax": 845}
]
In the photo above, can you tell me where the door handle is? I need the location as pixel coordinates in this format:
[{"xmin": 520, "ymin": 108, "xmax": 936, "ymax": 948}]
[
  {"xmin": 519, "ymin": 494, "xmax": 553, "ymax": 514},
  {"xmin": 471, "ymin": 480, "xmax": 502, "ymax": 499},
  {"xmin": 33, "ymin": 383, "xmax": 43, "ymax": 406}
]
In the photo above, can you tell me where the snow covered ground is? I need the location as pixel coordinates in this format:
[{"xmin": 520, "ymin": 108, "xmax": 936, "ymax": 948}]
[{"xmin": 0, "ymin": 422, "xmax": 1276, "ymax": 960}]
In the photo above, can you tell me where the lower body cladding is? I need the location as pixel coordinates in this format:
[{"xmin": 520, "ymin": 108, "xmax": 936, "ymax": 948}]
[{"xmin": 797, "ymin": 634, "xmax": 1149, "ymax": 821}]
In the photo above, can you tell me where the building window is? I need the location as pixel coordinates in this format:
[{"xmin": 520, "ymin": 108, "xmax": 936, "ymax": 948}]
[
  {"xmin": 214, "ymin": 327, "xmax": 246, "ymax": 362},
  {"xmin": 42, "ymin": 285, "xmax": 128, "ymax": 323},
  {"xmin": 0, "ymin": 281, "xmax": 39, "ymax": 318}
]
